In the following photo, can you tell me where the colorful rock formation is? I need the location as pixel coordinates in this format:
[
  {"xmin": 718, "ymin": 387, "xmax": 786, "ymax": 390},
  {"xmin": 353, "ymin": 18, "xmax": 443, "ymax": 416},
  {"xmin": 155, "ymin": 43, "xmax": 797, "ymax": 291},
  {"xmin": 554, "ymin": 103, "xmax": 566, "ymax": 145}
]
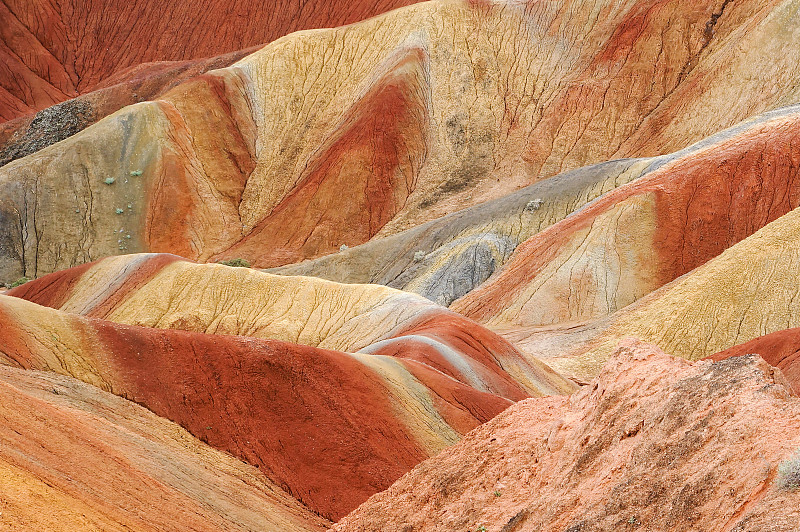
[
  {"xmin": 0, "ymin": 0, "xmax": 419, "ymax": 122},
  {"xmin": 0, "ymin": 364, "xmax": 329, "ymax": 531},
  {"xmin": 7, "ymin": 253, "xmax": 574, "ymax": 398},
  {"xmin": 0, "ymin": 291, "xmax": 519, "ymax": 519},
  {"xmin": 334, "ymin": 341, "xmax": 800, "ymax": 531},
  {"xmin": 5, "ymin": 0, "xmax": 800, "ymax": 281},
  {"xmin": 531, "ymin": 191, "xmax": 800, "ymax": 383},
  {"xmin": 0, "ymin": 47, "xmax": 257, "ymax": 167},
  {"xmin": 272, "ymin": 158, "xmax": 652, "ymax": 306},
  {"xmin": 4, "ymin": 0, "xmax": 800, "ymax": 528},
  {"xmin": 453, "ymin": 104, "xmax": 800, "ymax": 330}
]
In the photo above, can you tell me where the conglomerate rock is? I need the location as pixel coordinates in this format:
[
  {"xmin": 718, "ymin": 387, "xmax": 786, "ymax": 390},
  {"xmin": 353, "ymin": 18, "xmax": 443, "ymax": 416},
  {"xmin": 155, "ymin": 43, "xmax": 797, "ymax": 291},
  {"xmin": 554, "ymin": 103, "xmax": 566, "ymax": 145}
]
[{"xmin": 334, "ymin": 340, "xmax": 800, "ymax": 532}]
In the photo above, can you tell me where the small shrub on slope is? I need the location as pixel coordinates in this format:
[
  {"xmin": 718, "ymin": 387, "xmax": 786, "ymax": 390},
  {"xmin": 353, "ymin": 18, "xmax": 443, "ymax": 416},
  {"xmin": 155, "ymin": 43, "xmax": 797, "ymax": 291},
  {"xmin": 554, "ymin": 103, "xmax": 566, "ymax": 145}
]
[
  {"xmin": 9, "ymin": 277, "xmax": 30, "ymax": 288},
  {"xmin": 776, "ymin": 450, "xmax": 800, "ymax": 490},
  {"xmin": 218, "ymin": 258, "xmax": 251, "ymax": 268}
]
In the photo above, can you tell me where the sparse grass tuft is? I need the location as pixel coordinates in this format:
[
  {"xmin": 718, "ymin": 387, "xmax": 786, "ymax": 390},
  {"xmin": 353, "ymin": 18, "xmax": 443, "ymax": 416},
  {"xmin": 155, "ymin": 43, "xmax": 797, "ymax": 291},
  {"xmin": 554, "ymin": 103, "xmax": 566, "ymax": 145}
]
[
  {"xmin": 218, "ymin": 258, "xmax": 251, "ymax": 268},
  {"xmin": 776, "ymin": 450, "xmax": 800, "ymax": 490},
  {"xmin": 9, "ymin": 277, "xmax": 30, "ymax": 288}
]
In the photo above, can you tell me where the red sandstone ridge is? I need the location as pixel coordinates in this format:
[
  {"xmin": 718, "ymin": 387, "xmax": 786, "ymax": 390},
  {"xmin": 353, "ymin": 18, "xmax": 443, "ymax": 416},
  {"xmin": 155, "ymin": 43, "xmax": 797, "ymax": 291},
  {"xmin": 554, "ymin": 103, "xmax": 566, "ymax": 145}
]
[
  {"xmin": 0, "ymin": 0, "xmax": 419, "ymax": 122},
  {"xmin": 335, "ymin": 340, "xmax": 800, "ymax": 531},
  {"xmin": 0, "ymin": 364, "xmax": 328, "ymax": 531},
  {"xmin": 0, "ymin": 292, "xmax": 516, "ymax": 521},
  {"xmin": 708, "ymin": 329, "xmax": 800, "ymax": 395},
  {"xmin": 6, "ymin": 254, "xmax": 575, "ymax": 398}
]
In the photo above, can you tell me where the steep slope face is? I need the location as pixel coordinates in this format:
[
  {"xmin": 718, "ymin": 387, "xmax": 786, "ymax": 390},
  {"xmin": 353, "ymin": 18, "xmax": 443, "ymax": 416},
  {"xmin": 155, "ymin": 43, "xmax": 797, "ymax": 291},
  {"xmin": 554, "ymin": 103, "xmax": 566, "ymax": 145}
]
[
  {"xmin": 271, "ymin": 158, "xmax": 652, "ymax": 306},
  {"xmin": 8, "ymin": 254, "xmax": 574, "ymax": 397},
  {"xmin": 335, "ymin": 341, "xmax": 800, "ymax": 532},
  {"xmin": 4, "ymin": 0, "xmax": 800, "ymax": 280},
  {"xmin": 0, "ymin": 292, "xmax": 515, "ymax": 520},
  {"xmin": 0, "ymin": 47, "xmax": 257, "ymax": 168},
  {"xmin": 0, "ymin": 0, "xmax": 419, "ymax": 122},
  {"xmin": 708, "ymin": 329, "xmax": 800, "ymax": 395},
  {"xmin": 519, "ymin": 194, "xmax": 800, "ymax": 383},
  {"xmin": 453, "ymin": 104, "xmax": 800, "ymax": 329},
  {"xmin": 0, "ymin": 365, "xmax": 329, "ymax": 532}
]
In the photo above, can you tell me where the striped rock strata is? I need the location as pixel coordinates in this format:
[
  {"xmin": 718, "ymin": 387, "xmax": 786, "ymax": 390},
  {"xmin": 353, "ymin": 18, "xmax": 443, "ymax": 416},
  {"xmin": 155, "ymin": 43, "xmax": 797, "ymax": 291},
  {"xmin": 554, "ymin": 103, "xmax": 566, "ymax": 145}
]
[
  {"xmin": 8, "ymin": 253, "xmax": 574, "ymax": 398},
  {"xmin": 0, "ymin": 290, "xmax": 520, "ymax": 520},
  {"xmin": 453, "ymin": 104, "xmax": 800, "ymax": 332},
  {"xmin": 4, "ymin": 0, "xmax": 800, "ymax": 281},
  {"xmin": 0, "ymin": 0, "xmax": 418, "ymax": 122},
  {"xmin": 0, "ymin": 364, "xmax": 328, "ymax": 531},
  {"xmin": 511, "ymin": 194, "xmax": 800, "ymax": 383}
]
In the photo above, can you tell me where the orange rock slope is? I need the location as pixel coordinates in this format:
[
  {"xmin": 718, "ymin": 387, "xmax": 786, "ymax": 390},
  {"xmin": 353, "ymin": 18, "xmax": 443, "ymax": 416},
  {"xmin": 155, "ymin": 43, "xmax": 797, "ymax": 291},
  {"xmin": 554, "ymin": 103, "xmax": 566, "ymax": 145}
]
[
  {"xmin": 335, "ymin": 341, "xmax": 800, "ymax": 531},
  {"xmin": 0, "ymin": 364, "xmax": 329, "ymax": 531},
  {"xmin": 708, "ymin": 329, "xmax": 800, "ymax": 395}
]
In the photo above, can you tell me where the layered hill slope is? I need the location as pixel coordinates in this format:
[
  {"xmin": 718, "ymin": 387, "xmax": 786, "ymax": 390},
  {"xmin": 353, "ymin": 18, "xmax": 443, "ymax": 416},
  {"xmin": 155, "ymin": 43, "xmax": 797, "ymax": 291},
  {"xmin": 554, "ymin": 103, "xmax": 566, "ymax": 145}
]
[
  {"xmin": 335, "ymin": 341, "xmax": 800, "ymax": 532},
  {"xmin": 0, "ymin": 0, "xmax": 418, "ymax": 122},
  {"xmin": 0, "ymin": 290, "xmax": 525, "ymax": 519},
  {"xmin": 0, "ymin": 46, "xmax": 258, "ymax": 167},
  {"xmin": 507, "ymin": 194, "xmax": 800, "ymax": 383},
  {"xmin": 453, "ymin": 104, "xmax": 800, "ymax": 329},
  {"xmin": 4, "ymin": 0, "xmax": 800, "ymax": 282},
  {"xmin": 7, "ymin": 253, "xmax": 574, "ymax": 398},
  {"xmin": 0, "ymin": 364, "xmax": 329, "ymax": 531},
  {"xmin": 273, "ymin": 102, "xmax": 800, "ymax": 308},
  {"xmin": 271, "ymin": 158, "xmax": 652, "ymax": 306}
]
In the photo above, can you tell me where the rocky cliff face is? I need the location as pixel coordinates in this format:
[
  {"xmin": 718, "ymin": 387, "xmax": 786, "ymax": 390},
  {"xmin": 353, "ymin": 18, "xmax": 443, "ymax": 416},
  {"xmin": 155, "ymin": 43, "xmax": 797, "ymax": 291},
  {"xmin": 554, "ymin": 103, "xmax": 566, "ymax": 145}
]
[{"xmin": 335, "ymin": 340, "xmax": 800, "ymax": 532}]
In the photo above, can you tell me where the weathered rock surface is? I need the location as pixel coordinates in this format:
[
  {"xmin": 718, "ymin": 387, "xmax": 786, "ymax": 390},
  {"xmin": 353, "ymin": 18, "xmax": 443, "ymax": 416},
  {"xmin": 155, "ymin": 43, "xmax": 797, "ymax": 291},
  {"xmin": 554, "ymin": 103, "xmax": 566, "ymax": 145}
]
[
  {"xmin": 272, "ymin": 158, "xmax": 652, "ymax": 305},
  {"xmin": 335, "ymin": 340, "xmax": 800, "ymax": 532},
  {"xmin": 0, "ymin": 0, "xmax": 419, "ymax": 122},
  {"xmin": 0, "ymin": 287, "xmax": 559, "ymax": 519},
  {"xmin": 533, "ymin": 192, "xmax": 800, "ymax": 383},
  {"xmin": 8, "ymin": 253, "xmax": 575, "ymax": 398},
  {"xmin": 0, "ymin": 47, "xmax": 257, "ymax": 167},
  {"xmin": 0, "ymin": 364, "xmax": 328, "ymax": 531},
  {"xmin": 453, "ymin": 103, "xmax": 800, "ymax": 330},
  {"xmin": 708, "ymin": 328, "xmax": 800, "ymax": 395},
  {"xmin": 4, "ymin": 0, "xmax": 800, "ymax": 280}
]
